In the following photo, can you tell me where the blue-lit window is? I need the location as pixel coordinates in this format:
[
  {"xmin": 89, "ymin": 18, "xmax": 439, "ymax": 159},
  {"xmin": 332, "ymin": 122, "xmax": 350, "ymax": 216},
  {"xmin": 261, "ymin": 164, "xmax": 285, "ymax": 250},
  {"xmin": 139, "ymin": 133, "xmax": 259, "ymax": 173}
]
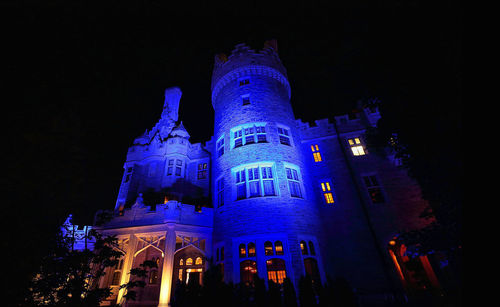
[
  {"xmin": 285, "ymin": 167, "xmax": 302, "ymax": 198},
  {"xmin": 231, "ymin": 124, "xmax": 267, "ymax": 149},
  {"xmin": 217, "ymin": 136, "xmax": 225, "ymax": 157},
  {"xmin": 197, "ymin": 163, "xmax": 207, "ymax": 179},
  {"xmin": 277, "ymin": 127, "xmax": 291, "ymax": 146},
  {"xmin": 241, "ymin": 94, "xmax": 250, "ymax": 105},
  {"xmin": 234, "ymin": 164, "xmax": 276, "ymax": 200},
  {"xmin": 217, "ymin": 178, "xmax": 224, "ymax": 207},
  {"xmin": 167, "ymin": 159, "xmax": 174, "ymax": 175}
]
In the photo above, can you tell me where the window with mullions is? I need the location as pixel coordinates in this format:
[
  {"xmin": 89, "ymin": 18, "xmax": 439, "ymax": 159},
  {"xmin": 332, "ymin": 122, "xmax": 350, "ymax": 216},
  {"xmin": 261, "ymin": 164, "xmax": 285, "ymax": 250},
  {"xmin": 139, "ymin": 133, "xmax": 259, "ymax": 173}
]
[
  {"xmin": 217, "ymin": 136, "xmax": 225, "ymax": 157},
  {"xmin": 232, "ymin": 124, "xmax": 267, "ymax": 148},
  {"xmin": 216, "ymin": 178, "xmax": 224, "ymax": 207},
  {"xmin": 277, "ymin": 127, "xmax": 291, "ymax": 146},
  {"xmin": 285, "ymin": 167, "xmax": 302, "ymax": 198},
  {"xmin": 234, "ymin": 164, "xmax": 276, "ymax": 200},
  {"xmin": 320, "ymin": 181, "xmax": 335, "ymax": 204},
  {"xmin": 197, "ymin": 163, "xmax": 207, "ymax": 179},
  {"xmin": 311, "ymin": 144, "xmax": 322, "ymax": 162},
  {"xmin": 348, "ymin": 137, "xmax": 366, "ymax": 156},
  {"xmin": 362, "ymin": 175, "xmax": 385, "ymax": 204}
]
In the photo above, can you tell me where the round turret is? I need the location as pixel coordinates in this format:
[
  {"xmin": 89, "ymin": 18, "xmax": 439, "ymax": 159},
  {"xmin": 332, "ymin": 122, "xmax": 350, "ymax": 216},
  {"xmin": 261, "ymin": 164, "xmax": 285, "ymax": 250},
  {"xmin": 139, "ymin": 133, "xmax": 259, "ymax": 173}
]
[{"xmin": 211, "ymin": 41, "xmax": 322, "ymax": 286}]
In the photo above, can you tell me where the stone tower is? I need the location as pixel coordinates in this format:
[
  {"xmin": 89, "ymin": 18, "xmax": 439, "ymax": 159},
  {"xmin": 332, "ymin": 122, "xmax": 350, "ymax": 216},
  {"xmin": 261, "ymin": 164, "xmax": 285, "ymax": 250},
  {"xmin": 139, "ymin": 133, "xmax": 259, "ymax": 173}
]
[{"xmin": 211, "ymin": 41, "xmax": 325, "ymax": 285}]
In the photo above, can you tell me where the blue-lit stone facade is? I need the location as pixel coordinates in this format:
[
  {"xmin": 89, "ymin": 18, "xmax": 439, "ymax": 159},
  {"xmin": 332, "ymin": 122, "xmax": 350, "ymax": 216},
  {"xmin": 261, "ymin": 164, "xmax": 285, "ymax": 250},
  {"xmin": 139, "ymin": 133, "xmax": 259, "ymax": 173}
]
[{"xmin": 94, "ymin": 41, "xmax": 431, "ymax": 306}]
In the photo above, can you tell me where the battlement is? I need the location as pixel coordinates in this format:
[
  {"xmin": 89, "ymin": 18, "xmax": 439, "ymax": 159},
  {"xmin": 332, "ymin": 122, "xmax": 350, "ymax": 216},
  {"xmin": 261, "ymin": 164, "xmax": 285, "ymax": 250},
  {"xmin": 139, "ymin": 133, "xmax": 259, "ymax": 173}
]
[
  {"xmin": 211, "ymin": 40, "xmax": 290, "ymax": 104},
  {"xmin": 296, "ymin": 106, "xmax": 381, "ymax": 140}
]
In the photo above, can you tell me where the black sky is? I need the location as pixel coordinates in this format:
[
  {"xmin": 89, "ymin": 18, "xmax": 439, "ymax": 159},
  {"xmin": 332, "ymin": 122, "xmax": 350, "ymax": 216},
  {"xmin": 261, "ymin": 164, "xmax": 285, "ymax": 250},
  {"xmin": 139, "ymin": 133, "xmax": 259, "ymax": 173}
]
[{"xmin": 5, "ymin": 1, "xmax": 461, "ymax": 225}]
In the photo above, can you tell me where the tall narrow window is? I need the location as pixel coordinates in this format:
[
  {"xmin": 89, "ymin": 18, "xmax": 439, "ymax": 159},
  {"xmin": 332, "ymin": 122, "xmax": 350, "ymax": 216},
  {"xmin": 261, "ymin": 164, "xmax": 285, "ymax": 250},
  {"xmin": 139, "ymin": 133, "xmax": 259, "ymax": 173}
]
[
  {"xmin": 175, "ymin": 160, "xmax": 182, "ymax": 176},
  {"xmin": 264, "ymin": 241, "xmax": 274, "ymax": 256},
  {"xmin": 286, "ymin": 167, "xmax": 302, "ymax": 198},
  {"xmin": 248, "ymin": 242, "xmax": 256, "ymax": 257},
  {"xmin": 300, "ymin": 241, "xmax": 308, "ymax": 255},
  {"xmin": 266, "ymin": 259, "xmax": 287, "ymax": 284},
  {"xmin": 348, "ymin": 137, "xmax": 366, "ymax": 156},
  {"xmin": 363, "ymin": 175, "xmax": 385, "ymax": 204},
  {"xmin": 311, "ymin": 144, "xmax": 322, "ymax": 162},
  {"xmin": 277, "ymin": 127, "xmax": 291, "ymax": 146},
  {"xmin": 247, "ymin": 167, "xmax": 260, "ymax": 197},
  {"xmin": 239, "ymin": 244, "xmax": 247, "ymax": 258},
  {"xmin": 234, "ymin": 129, "xmax": 243, "ymax": 148},
  {"xmin": 197, "ymin": 163, "xmax": 207, "ymax": 179},
  {"xmin": 275, "ymin": 241, "xmax": 284, "ymax": 256},
  {"xmin": 167, "ymin": 159, "xmax": 174, "ymax": 175},
  {"xmin": 217, "ymin": 178, "xmax": 224, "ymax": 207},
  {"xmin": 124, "ymin": 166, "xmax": 133, "ymax": 183},
  {"xmin": 261, "ymin": 167, "xmax": 275, "ymax": 196},
  {"xmin": 236, "ymin": 170, "xmax": 247, "ymax": 200},
  {"xmin": 320, "ymin": 181, "xmax": 335, "ymax": 204},
  {"xmin": 217, "ymin": 136, "xmax": 225, "ymax": 157}
]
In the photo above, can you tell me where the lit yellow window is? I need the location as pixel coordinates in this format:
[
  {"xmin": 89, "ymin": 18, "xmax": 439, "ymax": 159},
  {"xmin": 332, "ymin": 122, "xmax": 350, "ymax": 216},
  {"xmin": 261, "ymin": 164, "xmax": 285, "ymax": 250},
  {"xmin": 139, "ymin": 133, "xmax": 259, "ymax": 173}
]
[
  {"xmin": 320, "ymin": 181, "xmax": 335, "ymax": 204},
  {"xmin": 195, "ymin": 257, "xmax": 202, "ymax": 265},
  {"xmin": 348, "ymin": 138, "xmax": 366, "ymax": 156},
  {"xmin": 311, "ymin": 144, "xmax": 322, "ymax": 162},
  {"xmin": 186, "ymin": 258, "xmax": 193, "ymax": 266}
]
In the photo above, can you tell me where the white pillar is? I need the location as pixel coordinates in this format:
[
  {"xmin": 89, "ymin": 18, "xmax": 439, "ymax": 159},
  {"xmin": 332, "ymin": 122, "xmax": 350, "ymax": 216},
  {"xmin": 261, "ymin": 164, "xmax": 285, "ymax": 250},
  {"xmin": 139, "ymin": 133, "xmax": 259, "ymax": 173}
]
[
  {"xmin": 116, "ymin": 234, "xmax": 138, "ymax": 304},
  {"xmin": 158, "ymin": 223, "xmax": 176, "ymax": 307}
]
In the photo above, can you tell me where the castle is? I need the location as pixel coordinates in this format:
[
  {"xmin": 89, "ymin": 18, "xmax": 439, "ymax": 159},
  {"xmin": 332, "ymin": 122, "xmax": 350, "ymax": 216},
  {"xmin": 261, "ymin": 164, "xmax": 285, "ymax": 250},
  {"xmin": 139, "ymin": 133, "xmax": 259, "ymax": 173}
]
[{"xmin": 85, "ymin": 41, "xmax": 437, "ymax": 306}]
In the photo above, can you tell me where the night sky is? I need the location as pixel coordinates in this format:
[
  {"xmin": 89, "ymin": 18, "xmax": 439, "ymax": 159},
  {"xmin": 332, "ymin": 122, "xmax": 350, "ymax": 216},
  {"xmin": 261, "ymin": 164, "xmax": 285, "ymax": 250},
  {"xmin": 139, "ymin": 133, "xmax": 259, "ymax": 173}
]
[{"xmin": 4, "ymin": 1, "xmax": 460, "ymax": 292}]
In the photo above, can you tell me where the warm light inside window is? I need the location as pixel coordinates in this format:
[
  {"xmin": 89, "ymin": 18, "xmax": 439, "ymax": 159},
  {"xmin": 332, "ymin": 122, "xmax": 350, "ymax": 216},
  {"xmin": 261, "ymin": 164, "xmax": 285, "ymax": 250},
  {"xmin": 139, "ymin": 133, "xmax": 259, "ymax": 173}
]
[
  {"xmin": 324, "ymin": 193, "xmax": 334, "ymax": 204},
  {"xmin": 186, "ymin": 258, "xmax": 193, "ymax": 265},
  {"xmin": 348, "ymin": 138, "xmax": 366, "ymax": 156},
  {"xmin": 311, "ymin": 144, "xmax": 322, "ymax": 162},
  {"xmin": 195, "ymin": 257, "xmax": 202, "ymax": 265}
]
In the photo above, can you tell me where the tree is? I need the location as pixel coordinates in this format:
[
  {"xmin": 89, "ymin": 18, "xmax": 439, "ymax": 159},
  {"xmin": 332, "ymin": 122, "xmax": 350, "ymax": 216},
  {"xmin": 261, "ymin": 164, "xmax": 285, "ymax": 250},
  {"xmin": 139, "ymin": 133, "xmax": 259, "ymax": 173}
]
[{"xmin": 27, "ymin": 228, "xmax": 123, "ymax": 306}]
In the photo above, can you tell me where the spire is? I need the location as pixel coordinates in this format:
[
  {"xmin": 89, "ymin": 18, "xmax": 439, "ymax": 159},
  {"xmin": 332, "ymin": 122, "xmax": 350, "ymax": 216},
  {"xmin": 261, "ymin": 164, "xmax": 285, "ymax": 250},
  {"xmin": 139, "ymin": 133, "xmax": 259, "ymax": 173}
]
[{"xmin": 161, "ymin": 87, "xmax": 182, "ymax": 123}]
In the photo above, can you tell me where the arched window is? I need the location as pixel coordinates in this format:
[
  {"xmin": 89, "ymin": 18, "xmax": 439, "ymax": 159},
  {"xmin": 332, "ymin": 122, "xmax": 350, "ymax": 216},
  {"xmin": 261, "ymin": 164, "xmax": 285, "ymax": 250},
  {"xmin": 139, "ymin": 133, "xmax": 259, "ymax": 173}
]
[
  {"xmin": 308, "ymin": 241, "xmax": 316, "ymax": 256},
  {"xmin": 239, "ymin": 243, "xmax": 247, "ymax": 258},
  {"xmin": 248, "ymin": 242, "xmax": 256, "ymax": 257},
  {"xmin": 267, "ymin": 259, "xmax": 287, "ymax": 284},
  {"xmin": 275, "ymin": 241, "xmax": 284, "ymax": 255},
  {"xmin": 179, "ymin": 259, "xmax": 184, "ymax": 266},
  {"xmin": 304, "ymin": 258, "xmax": 320, "ymax": 284},
  {"xmin": 240, "ymin": 260, "xmax": 257, "ymax": 285},
  {"xmin": 195, "ymin": 257, "xmax": 203, "ymax": 265},
  {"xmin": 264, "ymin": 241, "xmax": 274, "ymax": 256},
  {"xmin": 186, "ymin": 258, "xmax": 193, "ymax": 266},
  {"xmin": 300, "ymin": 241, "xmax": 308, "ymax": 255}
]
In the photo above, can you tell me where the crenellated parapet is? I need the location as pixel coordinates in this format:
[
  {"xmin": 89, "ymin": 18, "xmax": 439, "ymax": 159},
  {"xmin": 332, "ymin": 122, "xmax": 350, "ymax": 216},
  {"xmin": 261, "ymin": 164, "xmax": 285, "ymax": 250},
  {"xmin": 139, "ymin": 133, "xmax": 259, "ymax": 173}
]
[{"xmin": 296, "ymin": 106, "xmax": 381, "ymax": 141}]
